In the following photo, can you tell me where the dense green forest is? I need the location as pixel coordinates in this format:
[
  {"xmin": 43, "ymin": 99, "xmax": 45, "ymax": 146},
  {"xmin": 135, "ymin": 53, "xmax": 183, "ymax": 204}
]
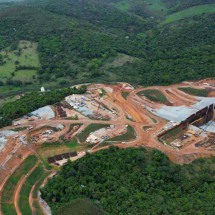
[
  {"xmin": 41, "ymin": 147, "xmax": 215, "ymax": 214},
  {"xmin": 0, "ymin": 0, "xmax": 214, "ymax": 93}
]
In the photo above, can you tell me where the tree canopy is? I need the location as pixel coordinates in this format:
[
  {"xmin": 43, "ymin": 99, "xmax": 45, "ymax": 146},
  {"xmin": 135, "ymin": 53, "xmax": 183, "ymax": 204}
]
[
  {"xmin": 0, "ymin": 0, "xmax": 214, "ymax": 92},
  {"xmin": 41, "ymin": 147, "xmax": 215, "ymax": 215}
]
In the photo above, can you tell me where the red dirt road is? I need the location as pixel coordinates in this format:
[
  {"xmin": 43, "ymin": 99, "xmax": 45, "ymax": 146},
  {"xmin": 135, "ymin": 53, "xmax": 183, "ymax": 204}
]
[{"xmin": 0, "ymin": 79, "xmax": 215, "ymax": 214}]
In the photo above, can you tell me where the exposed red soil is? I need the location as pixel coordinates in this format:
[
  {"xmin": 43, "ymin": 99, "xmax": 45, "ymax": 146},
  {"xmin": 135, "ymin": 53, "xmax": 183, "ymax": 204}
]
[{"xmin": 0, "ymin": 79, "xmax": 215, "ymax": 214}]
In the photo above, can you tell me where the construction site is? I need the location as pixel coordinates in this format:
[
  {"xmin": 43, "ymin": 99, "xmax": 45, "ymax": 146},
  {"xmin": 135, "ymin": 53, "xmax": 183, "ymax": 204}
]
[{"xmin": 0, "ymin": 78, "xmax": 214, "ymax": 214}]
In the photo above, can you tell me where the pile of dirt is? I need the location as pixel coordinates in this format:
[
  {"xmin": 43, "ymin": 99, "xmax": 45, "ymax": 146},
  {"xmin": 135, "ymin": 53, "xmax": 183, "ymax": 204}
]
[{"xmin": 208, "ymin": 91, "xmax": 215, "ymax": 97}]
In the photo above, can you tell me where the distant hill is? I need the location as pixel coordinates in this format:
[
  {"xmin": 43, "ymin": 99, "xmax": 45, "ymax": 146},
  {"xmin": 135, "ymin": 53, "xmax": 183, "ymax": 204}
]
[{"xmin": 0, "ymin": 0, "xmax": 214, "ymax": 95}]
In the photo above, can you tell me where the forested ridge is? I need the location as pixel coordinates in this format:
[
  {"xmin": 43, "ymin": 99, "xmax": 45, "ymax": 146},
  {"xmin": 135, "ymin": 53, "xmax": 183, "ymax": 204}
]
[
  {"xmin": 0, "ymin": 0, "xmax": 214, "ymax": 92},
  {"xmin": 41, "ymin": 147, "xmax": 215, "ymax": 214},
  {"xmin": 0, "ymin": 85, "xmax": 86, "ymax": 128}
]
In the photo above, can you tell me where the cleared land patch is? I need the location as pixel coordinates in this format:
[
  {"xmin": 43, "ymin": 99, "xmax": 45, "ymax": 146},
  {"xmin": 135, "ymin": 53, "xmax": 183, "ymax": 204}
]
[
  {"xmin": 178, "ymin": 87, "xmax": 212, "ymax": 97},
  {"xmin": 36, "ymin": 141, "xmax": 84, "ymax": 169},
  {"xmin": 55, "ymin": 199, "xmax": 104, "ymax": 215},
  {"xmin": 138, "ymin": 89, "xmax": 169, "ymax": 104},
  {"xmin": 107, "ymin": 125, "xmax": 136, "ymax": 142},
  {"xmin": 163, "ymin": 4, "xmax": 215, "ymax": 24}
]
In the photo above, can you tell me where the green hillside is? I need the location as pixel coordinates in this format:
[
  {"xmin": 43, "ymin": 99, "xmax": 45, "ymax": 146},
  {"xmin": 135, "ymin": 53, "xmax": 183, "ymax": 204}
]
[
  {"xmin": 107, "ymin": 0, "xmax": 215, "ymax": 17},
  {"xmin": 41, "ymin": 147, "xmax": 215, "ymax": 214},
  {"xmin": 163, "ymin": 4, "xmax": 215, "ymax": 24},
  {"xmin": 0, "ymin": 0, "xmax": 214, "ymax": 95}
]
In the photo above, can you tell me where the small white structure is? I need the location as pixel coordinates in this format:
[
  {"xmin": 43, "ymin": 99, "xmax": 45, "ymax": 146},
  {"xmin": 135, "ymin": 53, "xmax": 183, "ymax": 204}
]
[
  {"xmin": 56, "ymin": 124, "xmax": 64, "ymax": 130},
  {"xmin": 86, "ymin": 134, "xmax": 100, "ymax": 144},
  {"xmin": 41, "ymin": 86, "xmax": 45, "ymax": 92}
]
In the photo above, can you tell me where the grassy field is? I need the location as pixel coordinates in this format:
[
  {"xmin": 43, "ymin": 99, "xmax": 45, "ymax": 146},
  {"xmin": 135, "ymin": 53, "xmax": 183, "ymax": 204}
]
[
  {"xmin": 99, "ymin": 88, "xmax": 106, "ymax": 97},
  {"xmin": 32, "ymin": 172, "xmax": 49, "ymax": 199},
  {"xmin": 149, "ymin": 117, "xmax": 157, "ymax": 123},
  {"xmin": 143, "ymin": 125, "xmax": 153, "ymax": 131},
  {"xmin": 36, "ymin": 140, "xmax": 84, "ymax": 169},
  {"xmin": 122, "ymin": 92, "xmax": 130, "ymax": 99},
  {"xmin": 32, "ymin": 171, "xmax": 49, "ymax": 214},
  {"xmin": 163, "ymin": 4, "xmax": 215, "ymax": 24},
  {"xmin": 144, "ymin": 0, "xmax": 167, "ymax": 15},
  {"xmin": 178, "ymin": 87, "xmax": 212, "ymax": 97},
  {"xmin": 77, "ymin": 124, "xmax": 110, "ymax": 143},
  {"xmin": 0, "ymin": 93, "xmax": 20, "ymax": 106},
  {"xmin": 107, "ymin": 125, "xmax": 136, "ymax": 142},
  {"xmin": 115, "ymin": 0, "xmax": 167, "ymax": 15},
  {"xmin": 160, "ymin": 127, "xmax": 186, "ymax": 144},
  {"xmin": 11, "ymin": 127, "xmax": 28, "ymax": 132},
  {"xmin": 0, "ymin": 40, "xmax": 40, "ymax": 82},
  {"xmin": 56, "ymin": 199, "xmax": 104, "ymax": 215},
  {"xmin": 60, "ymin": 123, "xmax": 83, "ymax": 141},
  {"xmin": 64, "ymin": 115, "xmax": 79, "ymax": 120},
  {"xmin": 63, "ymin": 123, "xmax": 82, "ymax": 137},
  {"xmin": 18, "ymin": 164, "xmax": 44, "ymax": 215},
  {"xmin": 13, "ymin": 70, "xmax": 37, "ymax": 81},
  {"xmin": 32, "ymin": 201, "xmax": 44, "ymax": 215},
  {"xmin": 0, "ymin": 85, "xmax": 22, "ymax": 94},
  {"xmin": 103, "ymin": 54, "xmax": 135, "ymax": 69},
  {"xmin": 138, "ymin": 89, "xmax": 169, "ymax": 104},
  {"xmin": 1, "ymin": 155, "xmax": 37, "ymax": 215},
  {"xmin": 115, "ymin": 0, "xmax": 133, "ymax": 11}
]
